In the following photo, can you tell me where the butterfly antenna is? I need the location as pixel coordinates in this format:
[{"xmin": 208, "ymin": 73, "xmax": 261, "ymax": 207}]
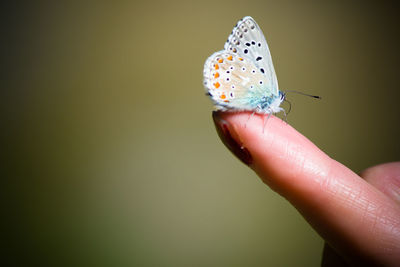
[{"xmin": 285, "ymin": 90, "xmax": 321, "ymax": 99}]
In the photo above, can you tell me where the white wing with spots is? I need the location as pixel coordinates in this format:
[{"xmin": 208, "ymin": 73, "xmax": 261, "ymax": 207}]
[{"xmin": 224, "ymin": 16, "xmax": 279, "ymax": 96}]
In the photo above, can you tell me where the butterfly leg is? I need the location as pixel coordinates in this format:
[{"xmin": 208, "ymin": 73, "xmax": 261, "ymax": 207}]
[
  {"xmin": 262, "ymin": 109, "xmax": 273, "ymax": 134},
  {"xmin": 282, "ymin": 108, "xmax": 288, "ymax": 124},
  {"xmin": 245, "ymin": 111, "xmax": 257, "ymax": 128},
  {"xmin": 284, "ymin": 98, "xmax": 292, "ymax": 115}
]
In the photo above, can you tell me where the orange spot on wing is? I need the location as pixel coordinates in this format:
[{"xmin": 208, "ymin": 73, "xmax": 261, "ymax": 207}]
[
  {"xmin": 214, "ymin": 64, "xmax": 219, "ymax": 70},
  {"xmin": 218, "ymin": 58, "xmax": 223, "ymax": 63},
  {"xmin": 227, "ymin": 55, "xmax": 233, "ymax": 61},
  {"xmin": 214, "ymin": 82, "xmax": 220, "ymax": 88},
  {"xmin": 214, "ymin": 72, "xmax": 219, "ymax": 78},
  {"xmin": 238, "ymin": 57, "xmax": 243, "ymax": 61},
  {"xmin": 220, "ymin": 94, "xmax": 226, "ymax": 99}
]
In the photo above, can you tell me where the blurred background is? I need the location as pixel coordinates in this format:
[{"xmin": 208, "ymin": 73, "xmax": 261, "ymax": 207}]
[{"xmin": 3, "ymin": 1, "xmax": 399, "ymax": 266}]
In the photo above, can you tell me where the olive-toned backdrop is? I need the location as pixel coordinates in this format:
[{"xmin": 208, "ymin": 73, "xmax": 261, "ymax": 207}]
[{"xmin": 3, "ymin": 1, "xmax": 399, "ymax": 266}]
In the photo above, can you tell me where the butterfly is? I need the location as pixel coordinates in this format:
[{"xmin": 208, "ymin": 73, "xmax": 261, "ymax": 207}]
[{"xmin": 203, "ymin": 16, "xmax": 285, "ymax": 116}]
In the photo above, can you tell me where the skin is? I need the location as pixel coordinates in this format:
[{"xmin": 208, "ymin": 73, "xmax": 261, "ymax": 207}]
[{"xmin": 213, "ymin": 111, "xmax": 400, "ymax": 266}]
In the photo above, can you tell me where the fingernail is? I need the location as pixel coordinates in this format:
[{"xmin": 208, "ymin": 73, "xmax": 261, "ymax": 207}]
[{"xmin": 212, "ymin": 111, "xmax": 253, "ymax": 166}]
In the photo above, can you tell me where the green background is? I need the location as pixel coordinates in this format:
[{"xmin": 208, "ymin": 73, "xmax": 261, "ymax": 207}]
[{"xmin": 3, "ymin": 1, "xmax": 399, "ymax": 266}]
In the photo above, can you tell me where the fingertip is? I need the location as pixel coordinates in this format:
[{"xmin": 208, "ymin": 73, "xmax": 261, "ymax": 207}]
[
  {"xmin": 212, "ymin": 111, "xmax": 253, "ymax": 166},
  {"xmin": 213, "ymin": 111, "xmax": 331, "ymax": 194}
]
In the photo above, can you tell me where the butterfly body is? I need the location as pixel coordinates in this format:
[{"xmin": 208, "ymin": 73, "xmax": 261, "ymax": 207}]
[{"xmin": 203, "ymin": 16, "xmax": 284, "ymax": 115}]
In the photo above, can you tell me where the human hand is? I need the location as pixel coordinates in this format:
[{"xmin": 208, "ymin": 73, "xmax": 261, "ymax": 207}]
[{"xmin": 212, "ymin": 111, "xmax": 400, "ymax": 266}]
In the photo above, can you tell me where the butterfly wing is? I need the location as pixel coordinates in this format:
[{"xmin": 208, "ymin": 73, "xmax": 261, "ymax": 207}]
[
  {"xmin": 203, "ymin": 51, "xmax": 271, "ymax": 111},
  {"xmin": 224, "ymin": 16, "xmax": 279, "ymax": 97}
]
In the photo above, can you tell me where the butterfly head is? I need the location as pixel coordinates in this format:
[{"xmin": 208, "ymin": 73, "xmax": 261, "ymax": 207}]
[{"xmin": 280, "ymin": 91, "xmax": 286, "ymax": 101}]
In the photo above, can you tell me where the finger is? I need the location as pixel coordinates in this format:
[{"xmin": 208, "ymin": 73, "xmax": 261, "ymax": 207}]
[
  {"xmin": 360, "ymin": 162, "xmax": 400, "ymax": 204},
  {"xmin": 321, "ymin": 243, "xmax": 348, "ymax": 267},
  {"xmin": 213, "ymin": 111, "xmax": 400, "ymax": 266}
]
